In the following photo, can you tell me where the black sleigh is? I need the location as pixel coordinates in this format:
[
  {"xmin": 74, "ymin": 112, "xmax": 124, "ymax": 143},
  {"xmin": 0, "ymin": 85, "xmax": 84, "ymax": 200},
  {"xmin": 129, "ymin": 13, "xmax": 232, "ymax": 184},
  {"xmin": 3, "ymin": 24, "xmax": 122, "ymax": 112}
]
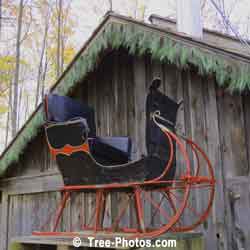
[{"xmin": 34, "ymin": 78, "xmax": 215, "ymax": 238}]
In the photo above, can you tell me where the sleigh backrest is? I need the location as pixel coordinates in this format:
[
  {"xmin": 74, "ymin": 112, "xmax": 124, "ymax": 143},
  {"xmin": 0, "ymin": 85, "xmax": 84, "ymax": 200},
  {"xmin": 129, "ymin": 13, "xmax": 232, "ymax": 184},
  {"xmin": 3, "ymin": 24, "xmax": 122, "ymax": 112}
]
[
  {"xmin": 146, "ymin": 79, "xmax": 180, "ymax": 156},
  {"xmin": 45, "ymin": 119, "xmax": 88, "ymax": 150},
  {"xmin": 44, "ymin": 94, "xmax": 96, "ymax": 137}
]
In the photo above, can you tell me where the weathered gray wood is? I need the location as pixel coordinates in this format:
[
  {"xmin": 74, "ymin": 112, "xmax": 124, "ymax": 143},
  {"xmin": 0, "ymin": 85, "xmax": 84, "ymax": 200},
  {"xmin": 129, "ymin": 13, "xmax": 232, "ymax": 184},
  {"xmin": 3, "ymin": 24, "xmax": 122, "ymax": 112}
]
[
  {"xmin": 109, "ymin": 51, "xmax": 121, "ymax": 227},
  {"xmin": 0, "ymin": 172, "xmax": 63, "ymax": 195},
  {"xmin": 61, "ymin": 193, "xmax": 71, "ymax": 232},
  {"xmin": 217, "ymin": 91, "xmax": 248, "ymax": 178},
  {"xmin": 216, "ymin": 88, "xmax": 249, "ymax": 250},
  {"xmin": 133, "ymin": 55, "xmax": 146, "ymax": 157},
  {"xmin": 242, "ymin": 94, "xmax": 250, "ymax": 176},
  {"xmin": 118, "ymin": 52, "xmax": 130, "ymax": 228},
  {"xmin": 126, "ymin": 54, "xmax": 137, "ymax": 228},
  {"xmin": 177, "ymin": 69, "xmax": 197, "ymax": 228},
  {"xmin": 7, "ymin": 195, "xmax": 13, "ymax": 244},
  {"xmin": 0, "ymin": 193, "xmax": 2, "ymax": 230},
  {"xmin": 187, "ymin": 70, "xmax": 216, "ymax": 250},
  {"xmin": 227, "ymin": 176, "xmax": 250, "ymax": 250},
  {"xmin": 1, "ymin": 192, "xmax": 9, "ymax": 250},
  {"xmin": 164, "ymin": 65, "xmax": 186, "ymax": 228},
  {"xmin": 203, "ymin": 76, "xmax": 227, "ymax": 250}
]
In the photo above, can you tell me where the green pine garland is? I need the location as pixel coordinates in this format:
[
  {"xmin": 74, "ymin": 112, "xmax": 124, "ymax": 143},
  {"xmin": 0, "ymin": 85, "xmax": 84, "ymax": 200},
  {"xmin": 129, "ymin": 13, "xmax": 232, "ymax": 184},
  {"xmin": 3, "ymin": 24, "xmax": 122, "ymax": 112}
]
[{"xmin": 1, "ymin": 20, "xmax": 250, "ymax": 176}]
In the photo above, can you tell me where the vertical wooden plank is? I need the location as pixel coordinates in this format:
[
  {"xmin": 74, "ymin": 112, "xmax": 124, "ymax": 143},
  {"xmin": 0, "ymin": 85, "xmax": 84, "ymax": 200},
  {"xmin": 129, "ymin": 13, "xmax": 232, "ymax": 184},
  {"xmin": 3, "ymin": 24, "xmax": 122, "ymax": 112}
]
[
  {"xmin": 81, "ymin": 79, "xmax": 88, "ymax": 103},
  {"xmin": 8, "ymin": 195, "xmax": 22, "ymax": 242},
  {"xmin": 32, "ymin": 193, "xmax": 39, "ymax": 233},
  {"xmin": 105, "ymin": 53, "xmax": 114, "ymax": 229},
  {"xmin": 117, "ymin": 51, "xmax": 129, "ymax": 228},
  {"xmin": 108, "ymin": 51, "xmax": 119, "ymax": 227},
  {"xmin": 101, "ymin": 58, "xmax": 108, "ymax": 137},
  {"xmin": 8, "ymin": 195, "xmax": 15, "ymax": 248},
  {"xmin": 176, "ymin": 70, "xmax": 196, "ymax": 229},
  {"xmin": 125, "ymin": 53, "xmax": 137, "ymax": 228},
  {"xmin": 187, "ymin": 70, "xmax": 207, "ymax": 234},
  {"xmin": 163, "ymin": 64, "xmax": 178, "ymax": 99},
  {"xmin": 90, "ymin": 74, "xmax": 98, "ymax": 135},
  {"xmin": 133, "ymin": 56, "xmax": 147, "ymax": 158},
  {"xmin": 18, "ymin": 195, "xmax": 23, "ymax": 236},
  {"xmin": 0, "ymin": 192, "xmax": 1, "ymax": 230},
  {"xmin": 28, "ymin": 195, "xmax": 34, "ymax": 234},
  {"xmin": 242, "ymin": 94, "xmax": 250, "ymax": 176},
  {"xmin": 133, "ymin": 55, "xmax": 148, "ymax": 230},
  {"xmin": 7, "ymin": 195, "xmax": 12, "ymax": 245},
  {"xmin": 203, "ymin": 77, "xmax": 228, "ymax": 250},
  {"xmin": 126, "ymin": 54, "xmax": 136, "ymax": 159},
  {"xmin": 162, "ymin": 64, "xmax": 185, "ymax": 227},
  {"xmin": 145, "ymin": 55, "xmax": 152, "ymax": 90},
  {"xmin": 62, "ymin": 193, "xmax": 71, "ymax": 232},
  {"xmin": 217, "ymin": 91, "xmax": 248, "ymax": 178},
  {"xmin": 24, "ymin": 195, "xmax": 32, "ymax": 235},
  {"xmin": 40, "ymin": 192, "xmax": 51, "ymax": 232},
  {"xmin": 1, "ymin": 192, "xmax": 9, "ymax": 250},
  {"xmin": 70, "ymin": 192, "xmax": 82, "ymax": 231}
]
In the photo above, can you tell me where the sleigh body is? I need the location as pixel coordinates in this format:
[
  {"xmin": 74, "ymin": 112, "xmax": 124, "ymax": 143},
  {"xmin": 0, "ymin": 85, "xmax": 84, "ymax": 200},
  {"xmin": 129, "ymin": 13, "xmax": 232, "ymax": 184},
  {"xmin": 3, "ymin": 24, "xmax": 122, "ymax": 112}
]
[{"xmin": 33, "ymin": 79, "xmax": 215, "ymax": 238}]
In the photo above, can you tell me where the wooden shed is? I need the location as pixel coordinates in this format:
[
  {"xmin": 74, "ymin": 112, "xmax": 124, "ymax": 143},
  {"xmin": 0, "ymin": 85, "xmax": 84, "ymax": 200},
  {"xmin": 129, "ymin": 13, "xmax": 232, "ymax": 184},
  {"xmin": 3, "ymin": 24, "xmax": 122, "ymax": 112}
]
[{"xmin": 1, "ymin": 12, "xmax": 250, "ymax": 250}]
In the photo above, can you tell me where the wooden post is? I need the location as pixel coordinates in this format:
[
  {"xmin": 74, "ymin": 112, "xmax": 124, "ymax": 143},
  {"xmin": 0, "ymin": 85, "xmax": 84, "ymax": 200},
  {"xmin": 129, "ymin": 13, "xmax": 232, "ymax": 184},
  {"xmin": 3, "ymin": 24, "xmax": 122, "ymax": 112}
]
[{"xmin": 177, "ymin": 0, "xmax": 203, "ymax": 39}]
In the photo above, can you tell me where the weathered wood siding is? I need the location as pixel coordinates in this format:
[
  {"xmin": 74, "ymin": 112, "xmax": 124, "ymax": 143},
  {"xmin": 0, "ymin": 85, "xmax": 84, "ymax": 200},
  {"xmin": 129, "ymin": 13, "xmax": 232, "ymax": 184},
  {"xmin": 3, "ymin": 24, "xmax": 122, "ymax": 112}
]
[{"xmin": 1, "ymin": 49, "xmax": 250, "ymax": 250}]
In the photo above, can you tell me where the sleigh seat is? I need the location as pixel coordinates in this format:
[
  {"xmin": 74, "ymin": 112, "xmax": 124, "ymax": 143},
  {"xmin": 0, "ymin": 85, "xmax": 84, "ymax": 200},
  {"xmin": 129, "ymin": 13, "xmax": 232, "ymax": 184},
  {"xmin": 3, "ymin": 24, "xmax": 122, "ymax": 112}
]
[
  {"xmin": 44, "ymin": 94, "xmax": 134, "ymax": 166},
  {"xmin": 44, "ymin": 79, "xmax": 180, "ymax": 185}
]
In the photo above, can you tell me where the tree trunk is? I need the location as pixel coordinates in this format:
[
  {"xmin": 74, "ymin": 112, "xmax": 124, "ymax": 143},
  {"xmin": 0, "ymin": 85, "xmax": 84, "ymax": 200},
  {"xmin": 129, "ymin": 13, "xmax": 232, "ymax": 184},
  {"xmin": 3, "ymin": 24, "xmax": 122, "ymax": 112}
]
[
  {"xmin": 35, "ymin": 15, "xmax": 49, "ymax": 107},
  {"xmin": 57, "ymin": 0, "xmax": 62, "ymax": 78},
  {"xmin": 5, "ymin": 84, "xmax": 12, "ymax": 147},
  {"xmin": 12, "ymin": 0, "xmax": 24, "ymax": 137},
  {"xmin": 61, "ymin": 32, "xmax": 64, "ymax": 73},
  {"xmin": 25, "ymin": 94, "xmax": 29, "ymax": 121},
  {"xmin": 5, "ymin": 110, "xmax": 10, "ymax": 147},
  {"xmin": 41, "ymin": 52, "xmax": 48, "ymax": 99},
  {"xmin": 0, "ymin": 0, "xmax": 2, "ymax": 38},
  {"xmin": 17, "ymin": 82, "xmax": 23, "ymax": 129}
]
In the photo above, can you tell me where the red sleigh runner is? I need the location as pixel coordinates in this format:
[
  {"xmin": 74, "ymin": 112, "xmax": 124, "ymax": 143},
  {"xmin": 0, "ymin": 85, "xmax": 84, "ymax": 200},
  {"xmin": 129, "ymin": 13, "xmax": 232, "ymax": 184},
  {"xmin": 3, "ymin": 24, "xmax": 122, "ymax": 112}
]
[{"xmin": 33, "ymin": 78, "xmax": 215, "ymax": 239}]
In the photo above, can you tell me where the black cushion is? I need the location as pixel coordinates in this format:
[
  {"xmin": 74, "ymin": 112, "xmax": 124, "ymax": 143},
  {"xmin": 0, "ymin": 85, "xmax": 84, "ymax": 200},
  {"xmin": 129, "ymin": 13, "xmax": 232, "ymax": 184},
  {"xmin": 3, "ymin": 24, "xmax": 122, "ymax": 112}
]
[
  {"xmin": 88, "ymin": 137, "xmax": 131, "ymax": 165},
  {"xmin": 97, "ymin": 137, "xmax": 131, "ymax": 155}
]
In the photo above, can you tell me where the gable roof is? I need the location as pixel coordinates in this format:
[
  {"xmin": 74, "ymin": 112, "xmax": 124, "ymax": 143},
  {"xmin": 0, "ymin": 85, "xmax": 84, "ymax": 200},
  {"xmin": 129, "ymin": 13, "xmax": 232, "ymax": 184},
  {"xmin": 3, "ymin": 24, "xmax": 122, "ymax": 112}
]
[{"xmin": 1, "ymin": 12, "xmax": 250, "ymax": 177}]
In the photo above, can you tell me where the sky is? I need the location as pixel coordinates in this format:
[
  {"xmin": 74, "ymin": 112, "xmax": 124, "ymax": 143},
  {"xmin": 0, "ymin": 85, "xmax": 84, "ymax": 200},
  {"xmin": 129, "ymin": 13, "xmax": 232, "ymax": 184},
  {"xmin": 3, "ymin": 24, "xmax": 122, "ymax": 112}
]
[{"xmin": 69, "ymin": 0, "xmax": 250, "ymax": 51}]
